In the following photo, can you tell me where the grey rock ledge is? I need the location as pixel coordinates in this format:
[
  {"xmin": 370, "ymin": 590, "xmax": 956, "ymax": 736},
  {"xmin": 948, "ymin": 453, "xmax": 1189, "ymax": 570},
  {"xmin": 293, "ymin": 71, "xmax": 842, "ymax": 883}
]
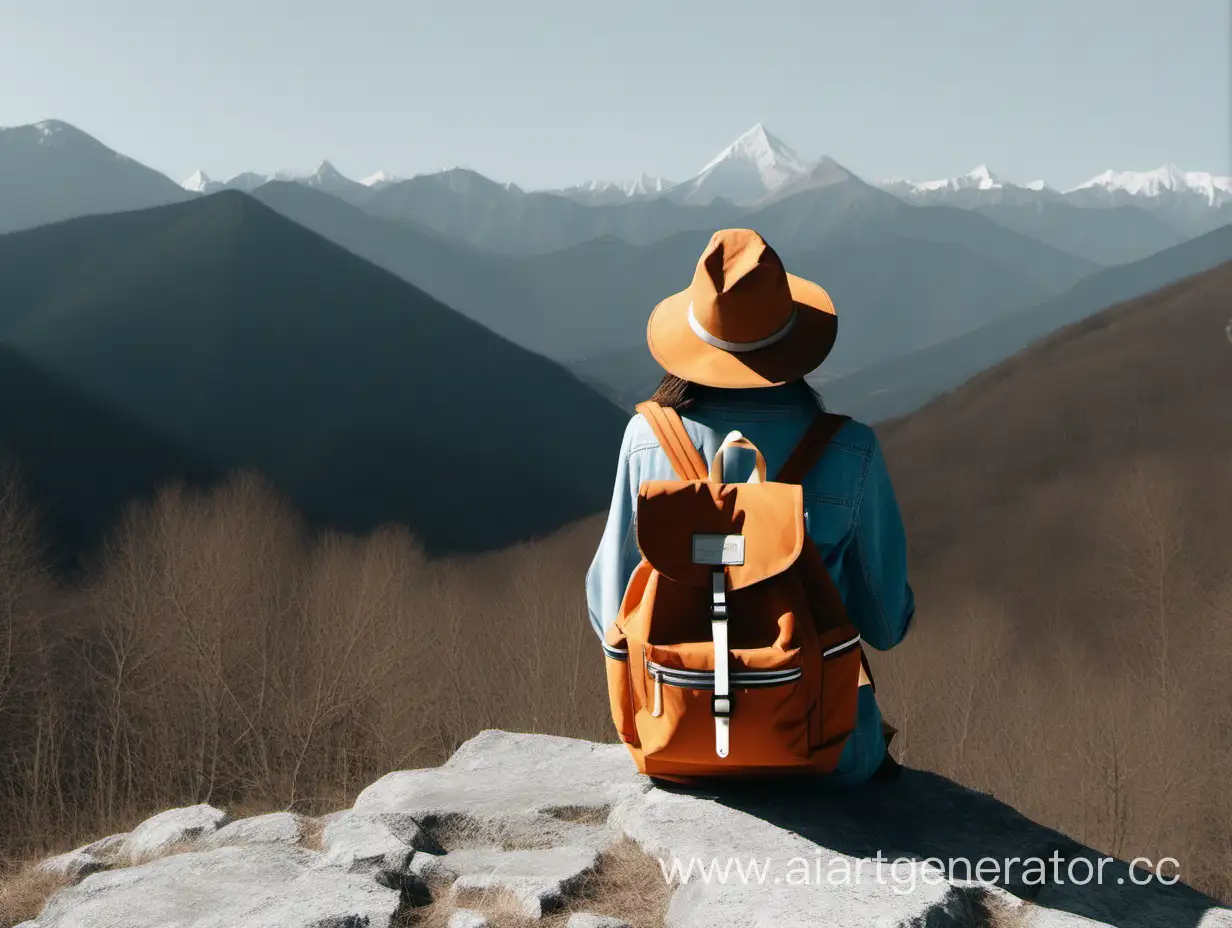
[{"xmin": 21, "ymin": 730, "xmax": 1232, "ymax": 928}]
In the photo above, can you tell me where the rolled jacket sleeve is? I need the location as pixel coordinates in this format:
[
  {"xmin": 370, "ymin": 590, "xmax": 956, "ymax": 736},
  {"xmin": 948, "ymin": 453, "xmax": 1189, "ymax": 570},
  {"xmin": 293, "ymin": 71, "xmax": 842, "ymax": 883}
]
[
  {"xmin": 585, "ymin": 419, "xmax": 644, "ymax": 638},
  {"xmin": 845, "ymin": 436, "xmax": 915, "ymax": 651}
]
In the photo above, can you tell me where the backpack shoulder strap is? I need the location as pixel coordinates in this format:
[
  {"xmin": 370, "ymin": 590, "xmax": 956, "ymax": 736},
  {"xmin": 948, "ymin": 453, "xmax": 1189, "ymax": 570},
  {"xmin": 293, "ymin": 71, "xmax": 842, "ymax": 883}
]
[
  {"xmin": 776, "ymin": 412, "xmax": 851, "ymax": 484},
  {"xmin": 635, "ymin": 401, "xmax": 708, "ymax": 481}
]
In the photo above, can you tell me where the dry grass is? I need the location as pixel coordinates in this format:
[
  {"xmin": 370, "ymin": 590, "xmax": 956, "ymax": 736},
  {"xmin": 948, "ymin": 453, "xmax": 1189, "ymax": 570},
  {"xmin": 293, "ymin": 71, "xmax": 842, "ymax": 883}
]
[
  {"xmin": 976, "ymin": 892, "xmax": 1031, "ymax": 928},
  {"xmin": 541, "ymin": 805, "xmax": 612, "ymax": 827},
  {"xmin": 398, "ymin": 838, "xmax": 669, "ymax": 928},
  {"xmin": 417, "ymin": 814, "xmax": 554, "ymax": 853},
  {"xmin": 299, "ymin": 817, "xmax": 327, "ymax": 851},
  {"xmin": 0, "ymin": 470, "xmax": 609, "ymax": 872},
  {"xmin": 112, "ymin": 839, "xmax": 198, "ymax": 871},
  {"xmin": 565, "ymin": 839, "xmax": 673, "ymax": 927},
  {"xmin": 0, "ymin": 865, "xmax": 70, "ymax": 928}
]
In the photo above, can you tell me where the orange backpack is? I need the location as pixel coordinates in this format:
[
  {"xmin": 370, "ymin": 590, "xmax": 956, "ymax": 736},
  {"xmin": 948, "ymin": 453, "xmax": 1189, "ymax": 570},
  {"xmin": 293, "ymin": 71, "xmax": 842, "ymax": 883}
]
[{"xmin": 603, "ymin": 401, "xmax": 870, "ymax": 781}]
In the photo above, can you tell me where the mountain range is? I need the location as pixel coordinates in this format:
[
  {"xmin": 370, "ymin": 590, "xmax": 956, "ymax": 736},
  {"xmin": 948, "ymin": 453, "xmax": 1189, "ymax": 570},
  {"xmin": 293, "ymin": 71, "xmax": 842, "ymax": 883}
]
[
  {"xmin": 248, "ymin": 175, "xmax": 1095, "ymax": 389},
  {"xmin": 0, "ymin": 192, "xmax": 627, "ymax": 559},
  {"xmin": 1, "ymin": 116, "xmax": 1230, "ymax": 559},
  {"xmin": 820, "ymin": 223, "xmax": 1232, "ymax": 422},
  {"xmin": 177, "ymin": 123, "xmax": 1232, "ymax": 245},
  {"xmin": 3, "ymin": 118, "xmax": 1227, "ymax": 391},
  {"xmin": 3, "ymin": 117, "xmax": 1227, "ymax": 258},
  {"xmin": 553, "ymin": 173, "xmax": 675, "ymax": 205},
  {"xmin": 883, "ymin": 163, "xmax": 1232, "ymax": 243},
  {"xmin": 882, "ymin": 163, "xmax": 1232, "ymax": 205},
  {"xmin": 181, "ymin": 121, "xmax": 1229, "ymax": 219},
  {"xmin": 0, "ymin": 120, "xmax": 194, "ymax": 235},
  {"xmin": 184, "ymin": 159, "xmax": 374, "ymax": 204}
]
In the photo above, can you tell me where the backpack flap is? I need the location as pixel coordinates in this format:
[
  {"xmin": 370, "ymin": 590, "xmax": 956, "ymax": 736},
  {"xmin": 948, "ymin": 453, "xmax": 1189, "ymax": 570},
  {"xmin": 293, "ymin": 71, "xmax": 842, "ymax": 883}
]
[{"xmin": 635, "ymin": 481, "xmax": 804, "ymax": 591}]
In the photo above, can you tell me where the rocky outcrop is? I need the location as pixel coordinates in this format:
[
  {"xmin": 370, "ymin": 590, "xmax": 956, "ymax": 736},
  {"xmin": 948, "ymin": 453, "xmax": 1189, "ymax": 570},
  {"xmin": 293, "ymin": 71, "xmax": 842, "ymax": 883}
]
[
  {"xmin": 198, "ymin": 811, "xmax": 307, "ymax": 850},
  {"xmin": 30, "ymin": 844, "xmax": 400, "ymax": 928},
  {"xmin": 122, "ymin": 803, "xmax": 230, "ymax": 859},
  {"xmin": 76, "ymin": 834, "xmax": 127, "ymax": 860},
  {"xmin": 21, "ymin": 730, "xmax": 1232, "ymax": 928},
  {"xmin": 352, "ymin": 729, "xmax": 644, "ymax": 852},
  {"xmin": 33, "ymin": 852, "xmax": 105, "ymax": 883},
  {"xmin": 319, "ymin": 810, "xmax": 438, "ymax": 873},
  {"xmin": 412, "ymin": 845, "xmax": 601, "ymax": 917},
  {"xmin": 447, "ymin": 910, "xmax": 489, "ymax": 928}
]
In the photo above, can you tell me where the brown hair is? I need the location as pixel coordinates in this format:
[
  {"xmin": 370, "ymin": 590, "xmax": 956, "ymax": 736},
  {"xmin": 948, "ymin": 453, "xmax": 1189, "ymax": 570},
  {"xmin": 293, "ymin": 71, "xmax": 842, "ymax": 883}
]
[{"xmin": 647, "ymin": 374, "xmax": 825, "ymax": 412}]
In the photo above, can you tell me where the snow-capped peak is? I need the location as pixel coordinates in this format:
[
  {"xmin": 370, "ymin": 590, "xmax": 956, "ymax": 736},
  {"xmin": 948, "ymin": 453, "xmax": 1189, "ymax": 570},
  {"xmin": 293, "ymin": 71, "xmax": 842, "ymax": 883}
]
[
  {"xmin": 182, "ymin": 169, "xmax": 213, "ymax": 192},
  {"xmin": 298, "ymin": 160, "xmax": 366, "ymax": 195},
  {"xmin": 964, "ymin": 165, "xmax": 1000, "ymax": 188},
  {"xmin": 670, "ymin": 123, "xmax": 812, "ymax": 205},
  {"xmin": 623, "ymin": 172, "xmax": 673, "ymax": 196},
  {"xmin": 309, "ymin": 160, "xmax": 348, "ymax": 182},
  {"xmin": 360, "ymin": 170, "xmax": 400, "ymax": 188},
  {"xmin": 549, "ymin": 172, "xmax": 674, "ymax": 203},
  {"xmin": 1065, "ymin": 164, "xmax": 1232, "ymax": 204},
  {"xmin": 899, "ymin": 165, "xmax": 1006, "ymax": 193},
  {"xmin": 877, "ymin": 165, "xmax": 1067, "ymax": 202},
  {"xmin": 696, "ymin": 123, "xmax": 809, "ymax": 181}
]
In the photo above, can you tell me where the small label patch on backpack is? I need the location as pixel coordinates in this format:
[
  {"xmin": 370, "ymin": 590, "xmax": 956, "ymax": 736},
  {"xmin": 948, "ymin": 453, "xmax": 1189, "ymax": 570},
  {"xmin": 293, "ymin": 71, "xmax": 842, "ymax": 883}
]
[{"xmin": 692, "ymin": 534, "xmax": 746, "ymax": 565}]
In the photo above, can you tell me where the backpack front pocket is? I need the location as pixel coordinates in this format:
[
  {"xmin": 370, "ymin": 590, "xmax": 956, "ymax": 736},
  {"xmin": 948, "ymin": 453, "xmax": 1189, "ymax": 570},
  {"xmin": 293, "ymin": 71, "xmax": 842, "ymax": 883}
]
[
  {"xmin": 638, "ymin": 642, "xmax": 810, "ymax": 765},
  {"xmin": 602, "ymin": 634, "xmax": 638, "ymax": 746}
]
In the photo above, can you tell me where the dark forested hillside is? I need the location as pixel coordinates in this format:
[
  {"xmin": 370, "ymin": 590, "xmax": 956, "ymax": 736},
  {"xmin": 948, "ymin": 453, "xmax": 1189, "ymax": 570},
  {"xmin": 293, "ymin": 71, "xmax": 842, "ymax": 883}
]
[{"xmin": 0, "ymin": 192, "xmax": 628, "ymax": 555}]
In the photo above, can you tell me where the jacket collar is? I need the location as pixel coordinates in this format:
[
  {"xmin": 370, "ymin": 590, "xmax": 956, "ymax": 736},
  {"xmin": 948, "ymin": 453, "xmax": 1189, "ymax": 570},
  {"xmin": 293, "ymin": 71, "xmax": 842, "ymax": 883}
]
[{"xmin": 689, "ymin": 382, "xmax": 822, "ymax": 414}]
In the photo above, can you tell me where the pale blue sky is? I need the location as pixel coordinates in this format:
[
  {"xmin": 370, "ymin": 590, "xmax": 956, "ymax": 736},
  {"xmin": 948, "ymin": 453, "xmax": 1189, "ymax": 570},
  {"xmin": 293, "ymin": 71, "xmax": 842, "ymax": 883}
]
[{"xmin": 2, "ymin": 0, "xmax": 1229, "ymax": 189}]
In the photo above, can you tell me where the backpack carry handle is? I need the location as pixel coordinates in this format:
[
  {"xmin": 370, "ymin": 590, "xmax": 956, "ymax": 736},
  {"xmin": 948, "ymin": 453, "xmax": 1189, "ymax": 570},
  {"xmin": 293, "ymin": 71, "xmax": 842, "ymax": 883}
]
[{"xmin": 709, "ymin": 431, "xmax": 768, "ymax": 484}]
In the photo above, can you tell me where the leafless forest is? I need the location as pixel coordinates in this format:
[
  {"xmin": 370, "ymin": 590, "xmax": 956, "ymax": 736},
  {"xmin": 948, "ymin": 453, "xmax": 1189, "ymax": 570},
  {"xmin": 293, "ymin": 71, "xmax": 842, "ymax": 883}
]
[{"xmin": 0, "ymin": 456, "xmax": 1228, "ymax": 914}]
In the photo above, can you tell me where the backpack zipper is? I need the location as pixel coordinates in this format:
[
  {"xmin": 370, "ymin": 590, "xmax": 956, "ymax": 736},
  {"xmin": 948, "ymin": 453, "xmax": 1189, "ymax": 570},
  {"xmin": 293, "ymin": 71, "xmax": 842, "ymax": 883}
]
[
  {"xmin": 647, "ymin": 661, "xmax": 802, "ymax": 692},
  {"xmin": 603, "ymin": 646, "xmax": 802, "ymax": 721},
  {"xmin": 601, "ymin": 642, "xmax": 629, "ymax": 661},
  {"xmin": 822, "ymin": 634, "xmax": 861, "ymax": 658}
]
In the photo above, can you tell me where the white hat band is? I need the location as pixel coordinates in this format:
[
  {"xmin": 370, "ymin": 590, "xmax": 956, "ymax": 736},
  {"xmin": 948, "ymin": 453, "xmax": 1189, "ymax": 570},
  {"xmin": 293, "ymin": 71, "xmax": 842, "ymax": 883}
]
[{"xmin": 687, "ymin": 302, "xmax": 797, "ymax": 353}]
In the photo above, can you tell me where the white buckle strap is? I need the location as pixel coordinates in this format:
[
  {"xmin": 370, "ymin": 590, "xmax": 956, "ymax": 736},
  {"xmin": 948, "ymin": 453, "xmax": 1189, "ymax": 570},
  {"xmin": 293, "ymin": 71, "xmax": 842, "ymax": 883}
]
[{"xmin": 711, "ymin": 571, "xmax": 730, "ymax": 758}]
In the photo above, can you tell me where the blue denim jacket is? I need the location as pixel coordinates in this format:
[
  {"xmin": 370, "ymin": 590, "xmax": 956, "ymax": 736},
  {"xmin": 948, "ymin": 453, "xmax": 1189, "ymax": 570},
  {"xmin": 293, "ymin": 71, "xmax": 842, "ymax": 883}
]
[{"xmin": 585, "ymin": 383, "xmax": 915, "ymax": 784}]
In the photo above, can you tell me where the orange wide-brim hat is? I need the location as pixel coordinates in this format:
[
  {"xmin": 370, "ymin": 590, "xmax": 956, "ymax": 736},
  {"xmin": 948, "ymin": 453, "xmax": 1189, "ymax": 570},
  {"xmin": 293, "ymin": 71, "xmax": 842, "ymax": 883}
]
[{"xmin": 647, "ymin": 228, "xmax": 837, "ymax": 388}]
